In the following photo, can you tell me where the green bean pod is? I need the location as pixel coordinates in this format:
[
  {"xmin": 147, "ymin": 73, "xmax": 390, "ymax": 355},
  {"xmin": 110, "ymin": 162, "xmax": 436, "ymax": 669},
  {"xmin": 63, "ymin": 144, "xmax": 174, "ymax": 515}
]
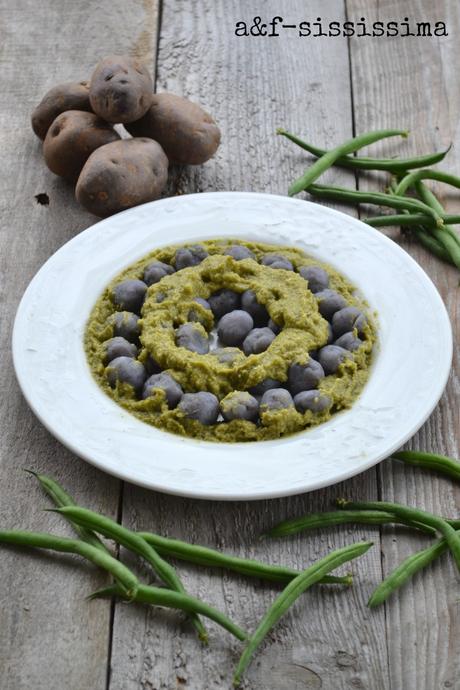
[
  {"xmin": 395, "ymin": 168, "xmax": 460, "ymax": 197},
  {"xmin": 0, "ymin": 530, "xmax": 138, "ymax": 598},
  {"xmin": 233, "ymin": 541, "xmax": 373, "ymax": 686},
  {"xmin": 338, "ymin": 500, "xmax": 460, "ymax": 572},
  {"xmin": 389, "ymin": 179, "xmax": 460, "ymax": 268},
  {"xmin": 306, "ymin": 183, "xmax": 441, "ymax": 225},
  {"xmin": 415, "ymin": 179, "xmax": 447, "ymax": 214},
  {"xmin": 389, "ymin": 180, "xmax": 455, "ymax": 266},
  {"xmin": 277, "ymin": 128, "xmax": 450, "ymax": 172},
  {"xmin": 414, "ymin": 181, "xmax": 460, "ymax": 255},
  {"xmin": 56, "ymin": 506, "xmax": 208, "ymax": 642},
  {"xmin": 366, "ymin": 210, "xmax": 460, "ymax": 247},
  {"xmin": 393, "ymin": 450, "xmax": 460, "ymax": 482},
  {"xmin": 25, "ymin": 469, "xmax": 109, "ymax": 553},
  {"xmin": 412, "ymin": 228, "xmax": 454, "ymax": 264},
  {"xmin": 288, "ymin": 129, "xmax": 408, "ymax": 196},
  {"xmin": 386, "ymin": 179, "xmax": 453, "ymax": 264},
  {"xmin": 265, "ymin": 509, "xmax": 436, "ymax": 538},
  {"xmin": 365, "ymin": 214, "xmax": 460, "ymax": 269},
  {"xmin": 139, "ymin": 531, "xmax": 351, "ymax": 586},
  {"xmin": 89, "ymin": 583, "xmax": 248, "ymax": 642},
  {"xmin": 364, "ymin": 213, "xmax": 452, "ymax": 227},
  {"xmin": 368, "ymin": 538, "xmax": 449, "ymax": 607}
]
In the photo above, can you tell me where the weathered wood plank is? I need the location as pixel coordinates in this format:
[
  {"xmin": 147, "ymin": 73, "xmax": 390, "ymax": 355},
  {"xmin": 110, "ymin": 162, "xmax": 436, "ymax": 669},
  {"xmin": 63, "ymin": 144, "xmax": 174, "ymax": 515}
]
[
  {"xmin": 0, "ymin": 1, "xmax": 159, "ymax": 689},
  {"xmin": 348, "ymin": 1, "xmax": 460, "ymax": 688},
  {"xmin": 110, "ymin": 2, "xmax": 389, "ymax": 689}
]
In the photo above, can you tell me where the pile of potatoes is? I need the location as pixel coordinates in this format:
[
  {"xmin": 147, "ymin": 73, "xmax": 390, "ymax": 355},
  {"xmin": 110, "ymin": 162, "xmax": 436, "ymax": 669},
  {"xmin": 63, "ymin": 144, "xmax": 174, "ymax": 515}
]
[{"xmin": 31, "ymin": 55, "xmax": 221, "ymax": 217}]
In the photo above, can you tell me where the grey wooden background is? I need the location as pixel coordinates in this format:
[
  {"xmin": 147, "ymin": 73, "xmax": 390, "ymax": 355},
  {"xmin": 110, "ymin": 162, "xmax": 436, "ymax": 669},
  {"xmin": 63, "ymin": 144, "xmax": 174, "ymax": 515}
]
[{"xmin": 0, "ymin": 1, "xmax": 459, "ymax": 689}]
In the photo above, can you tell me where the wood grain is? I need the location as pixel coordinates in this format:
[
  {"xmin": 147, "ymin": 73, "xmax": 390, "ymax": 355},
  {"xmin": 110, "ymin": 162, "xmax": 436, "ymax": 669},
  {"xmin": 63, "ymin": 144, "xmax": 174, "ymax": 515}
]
[
  {"xmin": 347, "ymin": 0, "xmax": 460, "ymax": 688},
  {"xmin": 109, "ymin": 2, "xmax": 388, "ymax": 689},
  {"xmin": 0, "ymin": 1, "xmax": 159, "ymax": 689}
]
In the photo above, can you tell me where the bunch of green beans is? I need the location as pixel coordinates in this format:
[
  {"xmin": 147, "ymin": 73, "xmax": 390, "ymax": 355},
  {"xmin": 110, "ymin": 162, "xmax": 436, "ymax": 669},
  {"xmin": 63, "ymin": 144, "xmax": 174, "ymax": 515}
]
[
  {"xmin": 53, "ymin": 505, "xmax": 209, "ymax": 641},
  {"xmin": 0, "ymin": 471, "xmax": 372, "ymax": 684},
  {"xmin": 265, "ymin": 448, "xmax": 460, "ymax": 607},
  {"xmin": 279, "ymin": 127, "xmax": 460, "ymax": 272},
  {"xmin": 267, "ymin": 501, "xmax": 460, "ymax": 606},
  {"xmin": 29, "ymin": 471, "xmax": 350, "ymax": 589}
]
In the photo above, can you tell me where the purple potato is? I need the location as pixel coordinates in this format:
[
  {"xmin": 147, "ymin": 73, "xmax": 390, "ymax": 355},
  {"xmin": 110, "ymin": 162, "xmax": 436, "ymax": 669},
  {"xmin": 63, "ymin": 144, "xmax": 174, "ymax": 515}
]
[
  {"xmin": 260, "ymin": 388, "xmax": 294, "ymax": 411},
  {"xmin": 315, "ymin": 289, "xmax": 348, "ymax": 320},
  {"xmin": 294, "ymin": 390, "xmax": 332, "ymax": 413},
  {"xmin": 179, "ymin": 392, "xmax": 220, "ymax": 425},
  {"xmin": 89, "ymin": 55, "xmax": 153, "ymax": 123},
  {"xmin": 299, "ymin": 265, "xmax": 329, "ymax": 293},
  {"xmin": 242, "ymin": 327, "xmax": 275, "ymax": 356},
  {"xmin": 142, "ymin": 372, "xmax": 183, "ymax": 408},
  {"xmin": 220, "ymin": 391, "xmax": 259, "ymax": 422},
  {"xmin": 217, "ymin": 310, "xmax": 254, "ymax": 347},
  {"xmin": 108, "ymin": 311, "xmax": 140, "ymax": 343},
  {"xmin": 288, "ymin": 359, "xmax": 325, "ymax": 396},
  {"xmin": 176, "ymin": 323, "xmax": 209, "ymax": 354},
  {"xmin": 103, "ymin": 337, "xmax": 138, "ymax": 364},
  {"xmin": 106, "ymin": 356, "xmax": 146, "ymax": 395},
  {"xmin": 112, "ymin": 279, "xmax": 147, "ymax": 314},
  {"xmin": 318, "ymin": 345, "xmax": 352, "ymax": 375}
]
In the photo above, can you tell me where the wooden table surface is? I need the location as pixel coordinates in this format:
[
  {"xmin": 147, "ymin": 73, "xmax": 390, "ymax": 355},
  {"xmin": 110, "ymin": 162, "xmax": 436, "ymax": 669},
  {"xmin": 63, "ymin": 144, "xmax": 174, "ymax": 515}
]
[{"xmin": 1, "ymin": 1, "xmax": 459, "ymax": 688}]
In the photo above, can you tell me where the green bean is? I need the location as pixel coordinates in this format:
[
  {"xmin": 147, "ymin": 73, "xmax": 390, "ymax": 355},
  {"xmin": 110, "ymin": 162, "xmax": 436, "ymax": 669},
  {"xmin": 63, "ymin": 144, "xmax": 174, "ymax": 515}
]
[
  {"xmin": 415, "ymin": 181, "xmax": 460, "ymax": 251},
  {"xmin": 388, "ymin": 179, "xmax": 460, "ymax": 268},
  {"xmin": 265, "ymin": 509, "xmax": 436, "ymax": 538},
  {"xmin": 388, "ymin": 178, "xmax": 460, "ymax": 260},
  {"xmin": 368, "ymin": 538, "xmax": 449, "ymax": 607},
  {"xmin": 364, "ymin": 214, "xmax": 460, "ymax": 270},
  {"xmin": 139, "ymin": 531, "xmax": 351, "ymax": 586},
  {"xmin": 365, "ymin": 213, "xmax": 426, "ymax": 226},
  {"xmin": 415, "ymin": 179, "xmax": 447, "ymax": 215},
  {"xmin": 24, "ymin": 469, "xmax": 109, "ymax": 554},
  {"xmin": 232, "ymin": 541, "xmax": 373, "ymax": 686},
  {"xmin": 288, "ymin": 129, "xmax": 407, "ymax": 196},
  {"xmin": 277, "ymin": 128, "xmax": 450, "ymax": 172},
  {"xmin": 389, "ymin": 181, "xmax": 455, "ymax": 266},
  {"xmin": 395, "ymin": 169, "xmax": 460, "ymax": 197},
  {"xmin": 412, "ymin": 228, "xmax": 454, "ymax": 264},
  {"xmin": 0, "ymin": 530, "xmax": 138, "ymax": 598},
  {"xmin": 386, "ymin": 180, "xmax": 454, "ymax": 264},
  {"xmin": 89, "ymin": 583, "xmax": 248, "ymax": 642},
  {"xmin": 56, "ymin": 506, "xmax": 208, "ymax": 642},
  {"xmin": 306, "ymin": 183, "xmax": 441, "ymax": 225},
  {"xmin": 393, "ymin": 450, "xmax": 460, "ymax": 482},
  {"xmin": 365, "ymin": 213, "xmax": 460, "ymax": 227},
  {"xmin": 430, "ymin": 226, "xmax": 460, "ymax": 269},
  {"xmin": 338, "ymin": 500, "xmax": 460, "ymax": 572}
]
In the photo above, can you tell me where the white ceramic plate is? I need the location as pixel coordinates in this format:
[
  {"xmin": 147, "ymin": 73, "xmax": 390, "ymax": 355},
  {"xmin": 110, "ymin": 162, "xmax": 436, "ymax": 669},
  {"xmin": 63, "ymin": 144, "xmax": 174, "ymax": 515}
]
[{"xmin": 13, "ymin": 192, "xmax": 452, "ymax": 500}]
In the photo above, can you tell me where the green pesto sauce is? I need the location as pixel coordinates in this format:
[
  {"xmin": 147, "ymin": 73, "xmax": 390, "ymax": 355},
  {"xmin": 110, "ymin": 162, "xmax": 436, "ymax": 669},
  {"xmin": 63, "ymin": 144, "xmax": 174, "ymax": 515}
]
[{"xmin": 85, "ymin": 239, "xmax": 377, "ymax": 442}]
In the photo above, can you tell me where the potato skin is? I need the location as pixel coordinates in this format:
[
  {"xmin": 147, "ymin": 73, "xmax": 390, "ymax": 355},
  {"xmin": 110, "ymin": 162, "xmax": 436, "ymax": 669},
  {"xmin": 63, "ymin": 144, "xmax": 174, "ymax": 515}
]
[
  {"xmin": 89, "ymin": 55, "xmax": 153, "ymax": 124},
  {"xmin": 31, "ymin": 81, "xmax": 92, "ymax": 140},
  {"xmin": 43, "ymin": 111, "xmax": 120, "ymax": 180},
  {"xmin": 126, "ymin": 93, "xmax": 221, "ymax": 165},
  {"xmin": 76, "ymin": 138, "xmax": 168, "ymax": 217}
]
